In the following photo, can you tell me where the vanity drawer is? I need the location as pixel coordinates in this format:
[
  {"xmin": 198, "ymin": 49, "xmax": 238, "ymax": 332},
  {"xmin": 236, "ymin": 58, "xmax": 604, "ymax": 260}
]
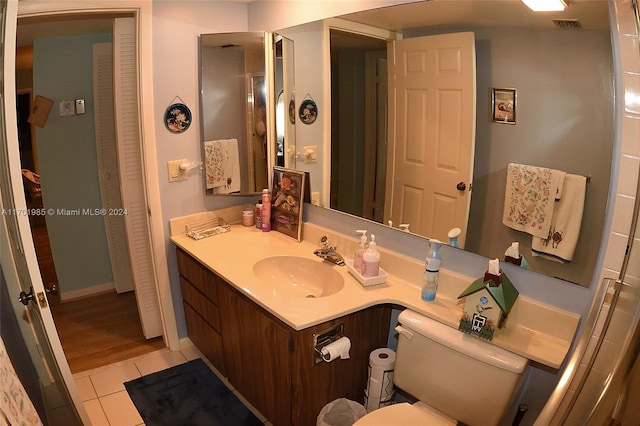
[
  {"xmin": 183, "ymin": 302, "xmax": 225, "ymax": 375},
  {"xmin": 180, "ymin": 277, "xmax": 221, "ymax": 332},
  {"xmin": 177, "ymin": 248, "xmax": 219, "ymax": 303}
]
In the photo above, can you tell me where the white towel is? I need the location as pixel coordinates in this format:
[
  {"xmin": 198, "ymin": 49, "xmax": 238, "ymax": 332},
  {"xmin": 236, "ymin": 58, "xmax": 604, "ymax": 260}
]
[
  {"xmin": 502, "ymin": 163, "xmax": 566, "ymax": 238},
  {"xmin": 531, "ymin": 174, "xmax": 587, "ymax": 263},
  {"xmin": 204, "ymin": 139, "xmax": 241, "ymax": 193}
]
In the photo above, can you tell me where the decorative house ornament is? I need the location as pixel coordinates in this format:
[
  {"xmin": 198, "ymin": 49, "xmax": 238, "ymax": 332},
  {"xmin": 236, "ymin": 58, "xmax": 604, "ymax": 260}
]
[
  {"xmin": 164, "ymin": 96, "xmax": 192, "ymax": 133},
  {"xmin": 457, "ymin": 262, "xmax": 519, "ymax": 341}
]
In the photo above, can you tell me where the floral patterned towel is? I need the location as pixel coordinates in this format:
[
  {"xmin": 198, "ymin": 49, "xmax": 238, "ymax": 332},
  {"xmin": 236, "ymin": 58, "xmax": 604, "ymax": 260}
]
[
  {"xmin": 204, "ymin": 138, "xmax": 241, "ymax": 194},
  {"xmin": 502, "ymin": 163, "xmax": 565, "ymax": 238},
  {"xmin": 1, "ymin": 337, "xmax": 42, "ymax": 426},
  {"xmin": 204, "ymin": 140, "xmax": 227, "ymax": 190}
]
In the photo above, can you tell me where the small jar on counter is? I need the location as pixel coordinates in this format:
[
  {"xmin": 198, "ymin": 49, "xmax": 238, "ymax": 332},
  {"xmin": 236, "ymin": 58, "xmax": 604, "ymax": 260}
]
[{"xmin": 242, "ymin": 209, "xmax": 254, "ymax": 227}]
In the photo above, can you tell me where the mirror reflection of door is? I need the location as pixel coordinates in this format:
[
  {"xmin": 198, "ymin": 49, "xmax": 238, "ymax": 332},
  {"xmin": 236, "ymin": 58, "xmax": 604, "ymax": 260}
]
[{"xmin": 386, "ymin": 32, "xmax": 476, "ymax": 247}]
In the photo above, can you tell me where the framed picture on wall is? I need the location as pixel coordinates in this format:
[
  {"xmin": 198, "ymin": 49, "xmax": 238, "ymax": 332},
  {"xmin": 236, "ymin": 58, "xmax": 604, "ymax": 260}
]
[
  {"xmin": 491, "ymin": 88, "xmax": 516, "ymax": 124},
  {"xmin": 270, "ymin": 167, "xmax": 306, "ymax": 241}
]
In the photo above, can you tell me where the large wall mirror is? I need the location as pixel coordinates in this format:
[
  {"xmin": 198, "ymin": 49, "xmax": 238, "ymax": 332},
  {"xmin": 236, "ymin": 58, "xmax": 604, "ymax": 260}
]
[
  {"xmin": 199, "ymin": 32, "xmax": 295, "ymax": 196},
  {"xmin": 200, "ymin": 32, "xmax": 269, "ymax": 195},
  {"xmin": 278, "ymin": 0, "xmax": 613, "ymax": 287}
]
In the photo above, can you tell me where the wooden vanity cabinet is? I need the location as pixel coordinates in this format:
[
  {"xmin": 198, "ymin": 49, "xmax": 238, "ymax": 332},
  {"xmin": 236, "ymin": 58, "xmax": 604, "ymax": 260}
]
[
  {"xmin": 177, "ymin": 248, "xmax": 392, "ymax": 426},
  {"xmin": 176, "ymin": 248, "xmax": 225, "ymax": 374}
]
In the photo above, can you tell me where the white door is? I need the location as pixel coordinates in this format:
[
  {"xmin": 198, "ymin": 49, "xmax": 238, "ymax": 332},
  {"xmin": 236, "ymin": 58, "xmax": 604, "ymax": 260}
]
[
  {"xmin": 0, "ymin": 1, "xmax": 88, "ymax": 424},
  {"xmin": 112, "ymin": 17, "xmax": 163, "ymax": 338},
  {"xmin": 94, "ymin": 41, "xmax": 135, "ymax": 294},
  {"xmin": 385, "ymin": 32, "xmax": 476, "ymax": 247}
]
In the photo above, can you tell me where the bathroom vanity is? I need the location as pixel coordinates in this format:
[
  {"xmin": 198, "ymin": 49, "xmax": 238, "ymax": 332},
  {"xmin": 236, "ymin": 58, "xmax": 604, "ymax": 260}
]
[
  {"xmin": 177, "ymin": 247, "xmax": 391, "ymax": 425},
  {"xmin": 170, "ymin": 210, "xmax": 581, "ymax": 425}
]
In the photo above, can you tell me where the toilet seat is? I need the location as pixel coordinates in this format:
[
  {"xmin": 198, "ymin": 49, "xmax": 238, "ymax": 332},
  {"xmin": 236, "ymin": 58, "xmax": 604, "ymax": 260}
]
[{"xmin": 354, "ymin": 402, "xmax": 457, "ymax": 426}]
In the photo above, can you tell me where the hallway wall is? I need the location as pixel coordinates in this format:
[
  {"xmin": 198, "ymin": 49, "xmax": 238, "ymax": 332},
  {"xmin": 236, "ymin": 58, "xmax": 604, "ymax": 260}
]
[{"xmin": 33, "ymin": 33, "xmax": 114, "ymax": 298}]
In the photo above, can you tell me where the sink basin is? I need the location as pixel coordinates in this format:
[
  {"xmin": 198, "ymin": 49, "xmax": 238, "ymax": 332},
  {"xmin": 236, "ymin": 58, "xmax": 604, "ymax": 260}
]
[{"xmin": 253, "ymin": 255, "xmax": 344, "ymax": 298}]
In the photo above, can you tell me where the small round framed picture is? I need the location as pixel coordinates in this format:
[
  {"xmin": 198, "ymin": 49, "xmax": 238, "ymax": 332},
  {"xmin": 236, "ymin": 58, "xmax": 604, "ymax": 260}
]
[
  {"xmin": 164, "ymin": 102, "xmax": 192, "ymax": 133},
  {"xmin": 298, "ymin": 99, "xmax": 318, "ymax": 125}
]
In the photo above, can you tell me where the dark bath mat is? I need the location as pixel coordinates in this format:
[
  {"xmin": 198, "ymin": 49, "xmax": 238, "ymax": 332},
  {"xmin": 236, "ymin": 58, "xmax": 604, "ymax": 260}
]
[{"xmin": 125, "ymin": 358, "xmax": 263, "ymax": 426}]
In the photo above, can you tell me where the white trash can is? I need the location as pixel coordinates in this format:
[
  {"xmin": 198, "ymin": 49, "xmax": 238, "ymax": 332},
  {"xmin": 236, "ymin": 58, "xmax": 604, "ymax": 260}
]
[{"xmin": 317, "ymin": 398, "xmax": 367, "ymax": 426}]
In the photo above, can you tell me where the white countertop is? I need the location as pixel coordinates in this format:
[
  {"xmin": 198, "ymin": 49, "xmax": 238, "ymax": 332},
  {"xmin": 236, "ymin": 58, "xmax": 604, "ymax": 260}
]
[{"xmin": 170, "ymin": 212, "xmax": 580, "ymax": 370}]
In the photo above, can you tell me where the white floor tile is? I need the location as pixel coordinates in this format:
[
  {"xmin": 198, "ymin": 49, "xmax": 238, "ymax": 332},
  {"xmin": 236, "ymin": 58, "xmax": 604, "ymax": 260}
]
[
  {"xmin": 99, "ymin": 391, "xmax": 144, "ymax": 426},
  {"xmin": 90, "ymin": 362, "xmax": 141, "ymax": 397},
  {"xmin": 74, "ymin": 376, "xmax": 97, "ymax": 401},
  {"xmin": 83, "ymin": 399, "xmax": 109, "ymax": 426},
  {"xmin": 180, "ymin": 344, "xmax": 203, "ymax": 361},
  {"xmin": 134, "ymin": 349, "xmax": 187, "ymax": 376}
]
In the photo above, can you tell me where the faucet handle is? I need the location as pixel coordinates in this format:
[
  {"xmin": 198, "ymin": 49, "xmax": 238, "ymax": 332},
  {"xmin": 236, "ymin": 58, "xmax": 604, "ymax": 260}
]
[{"xmin": 318, "ymin": 235, "xmax": 333, "ymax": 249}]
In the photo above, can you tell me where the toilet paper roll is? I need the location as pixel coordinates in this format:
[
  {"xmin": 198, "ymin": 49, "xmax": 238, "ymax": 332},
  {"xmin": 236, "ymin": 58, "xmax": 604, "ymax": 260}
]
[
  {"xmin": 365, "ymin": 348, "xmax": 396, "ymax": 412},
  {"xmin": 321, "ymin": 336, "xmax": 351, "ymax": 362}
]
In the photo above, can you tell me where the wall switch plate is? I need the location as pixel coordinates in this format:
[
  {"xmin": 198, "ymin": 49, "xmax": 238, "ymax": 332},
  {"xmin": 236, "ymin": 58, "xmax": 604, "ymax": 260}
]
[
  {"xmin": 59, "ymin": 100, "xmax": 75, "ymax": 116},
  {"xmin": 303, "ymin": 145, "xmax": 317, "ymax": 163},
  {"xmin": 167, "ymin": 159, "xmax": 188, "ymax": 182},
  {"xmin": 75, "ymin": 99, "xmax": 85, "ymax": 114}
]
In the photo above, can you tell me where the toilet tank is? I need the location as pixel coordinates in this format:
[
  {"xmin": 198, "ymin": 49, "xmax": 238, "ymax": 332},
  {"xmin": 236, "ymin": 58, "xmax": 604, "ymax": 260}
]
[{"xmin": 394, "ymin": 310, "xmax": 528, "ymax": 426}]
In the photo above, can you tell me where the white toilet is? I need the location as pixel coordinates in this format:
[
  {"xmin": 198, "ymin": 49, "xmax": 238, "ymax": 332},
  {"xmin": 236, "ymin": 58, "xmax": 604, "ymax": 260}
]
[{"xmin": 355, "ymin": 309, "xmax": 528, "ymax": 426}]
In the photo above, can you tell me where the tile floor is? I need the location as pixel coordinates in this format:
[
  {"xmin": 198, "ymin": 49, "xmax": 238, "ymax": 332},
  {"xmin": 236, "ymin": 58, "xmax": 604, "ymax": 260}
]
[{"xmin": 73, "ymin": 344, "xmax": 272, "ymax": 426}]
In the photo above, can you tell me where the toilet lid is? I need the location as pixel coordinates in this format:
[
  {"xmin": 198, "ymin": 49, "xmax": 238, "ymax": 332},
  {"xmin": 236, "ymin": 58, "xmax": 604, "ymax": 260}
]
[{"xmin": 354, "ymin": 403, "xmax": 456, "ymax": 426}]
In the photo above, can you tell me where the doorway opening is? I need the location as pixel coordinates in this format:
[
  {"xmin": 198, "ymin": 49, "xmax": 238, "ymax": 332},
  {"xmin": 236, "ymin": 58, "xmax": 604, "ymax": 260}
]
[
  {"xmin": 329, "ymin": 29, "xmax": 388, "ymax": 223},
  {"xmin": 16, "ymin": 14, "xmax": 164, "ymax": 374}
]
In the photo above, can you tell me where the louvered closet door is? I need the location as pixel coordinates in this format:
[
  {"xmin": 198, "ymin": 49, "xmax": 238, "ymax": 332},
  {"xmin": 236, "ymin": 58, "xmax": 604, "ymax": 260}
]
[
  {"xmin": 93, "ymin": 42, "xmax": 135, "ymax": 294},
  {"xmin": 112, "ymin": 17, "xmax": 163, "ymax": 338}
]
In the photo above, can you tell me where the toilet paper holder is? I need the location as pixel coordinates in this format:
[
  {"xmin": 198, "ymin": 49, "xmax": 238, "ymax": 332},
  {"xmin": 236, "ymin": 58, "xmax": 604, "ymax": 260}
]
[{"xmin": 312, "ymin": 323, "xmax": 344, "ymax": 364}]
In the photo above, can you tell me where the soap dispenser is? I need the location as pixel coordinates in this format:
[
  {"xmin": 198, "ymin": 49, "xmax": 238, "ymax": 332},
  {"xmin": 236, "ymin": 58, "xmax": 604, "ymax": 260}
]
[
  {"xmin": 421, "ymin": 239, "xmax": 442, "ymax": 301},
  {"xmin": 354, "ymin": 230, "xmax": 368, "ymax": 273},
  {"xmin": 362, "ymin": 234, "xmax": 380, "ymax": 277}
]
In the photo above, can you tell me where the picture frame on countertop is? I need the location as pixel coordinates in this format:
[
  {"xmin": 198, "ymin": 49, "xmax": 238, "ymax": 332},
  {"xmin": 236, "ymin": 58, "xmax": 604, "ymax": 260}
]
[{"xmin": 270, "ymin": 167, "xmax": 306, "ymax": 241}]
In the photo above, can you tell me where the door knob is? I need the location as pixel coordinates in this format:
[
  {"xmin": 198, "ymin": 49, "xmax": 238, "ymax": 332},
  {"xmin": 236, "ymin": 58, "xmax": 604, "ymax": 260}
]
[
  {"xmin": 456, "ymin": 182, "xmax": 467, "ymax": 191},
  {"xmin": 18, "ymin": 287, "xmax": 35, "ymax": 306}
]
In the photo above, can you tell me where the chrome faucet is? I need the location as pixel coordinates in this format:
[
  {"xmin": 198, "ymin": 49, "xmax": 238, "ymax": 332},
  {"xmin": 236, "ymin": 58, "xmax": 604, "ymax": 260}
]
[{"xmin": 313, "ymin": 236, "xmax": 345, "ymax": 266}]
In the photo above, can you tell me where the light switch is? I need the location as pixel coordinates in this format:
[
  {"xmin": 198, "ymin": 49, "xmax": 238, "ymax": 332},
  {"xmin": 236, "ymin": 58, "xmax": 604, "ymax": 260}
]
[
  {"xmin": 75, "ymin": 99, "xmax": 85, "ymax": 114},
  {"xmin": 167, "ymin": 159, "xmax": 188, "ymax": 182},
  {"xmin": 303, "ymin": 145, "xmax": 317, "ymax": 164}
]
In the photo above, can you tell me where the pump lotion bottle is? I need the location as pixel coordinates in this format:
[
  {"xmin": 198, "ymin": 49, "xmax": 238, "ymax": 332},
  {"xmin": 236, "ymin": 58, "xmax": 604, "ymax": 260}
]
[
  {"xmin": 354, "ymin": 230, "xmax": 368, "ymax": 273},
  {"xmin": 362, "ymin": 234, "xmax": 380, "ymax": 277}
]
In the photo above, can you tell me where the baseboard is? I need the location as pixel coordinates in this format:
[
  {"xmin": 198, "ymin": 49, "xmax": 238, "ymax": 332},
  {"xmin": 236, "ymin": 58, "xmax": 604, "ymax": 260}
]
[
  {"xmin": 59, "ymin": 282, "xmax": 115, "ymax": 302},
  {"xmin": 179, "ymin": 337, "xmax": 194, "ymax": 350}
]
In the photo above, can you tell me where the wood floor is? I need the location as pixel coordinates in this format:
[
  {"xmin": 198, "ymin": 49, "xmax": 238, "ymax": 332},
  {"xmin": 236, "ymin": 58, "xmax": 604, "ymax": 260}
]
[
  {"xmin": 30, "ymin": 220, "xmax": 164, "ymax": 373},
  {"xmin": 50, "ymin": 290, "xmax": 164, "ymax": 373}
]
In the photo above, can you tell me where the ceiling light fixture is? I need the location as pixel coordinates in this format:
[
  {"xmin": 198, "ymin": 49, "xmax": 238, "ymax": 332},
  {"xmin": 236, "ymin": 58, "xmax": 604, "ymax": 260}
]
[{"xmin": 522, "ymin": 0, "xmax": 567, "ymax": 12}]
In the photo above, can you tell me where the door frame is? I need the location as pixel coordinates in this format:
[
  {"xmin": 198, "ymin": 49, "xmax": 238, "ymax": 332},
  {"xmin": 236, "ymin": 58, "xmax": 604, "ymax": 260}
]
[
  {"xmin": 16, "ymin": 0, "xmax": 178, "ymax": 347},
  {"xmin": 4, "ymin": 0, "xmax": 179, "ymax": 418}
]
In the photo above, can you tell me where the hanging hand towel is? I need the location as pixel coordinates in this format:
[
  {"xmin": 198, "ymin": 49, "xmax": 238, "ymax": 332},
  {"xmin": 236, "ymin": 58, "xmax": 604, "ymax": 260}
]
[
  {"xmin": 204, "ymin": 140, "xmax": 226, "ymax": 190},
  {"xmin": 502, "ymin": 163, "xmax": 566, "ymax": 238},
  {"xmin": 531, "ymin": 174, "xmax": 587, "ymax": 263},
  {"xmin": 204, "ymin": 139, "xmax": 241, "ymax": 193}
]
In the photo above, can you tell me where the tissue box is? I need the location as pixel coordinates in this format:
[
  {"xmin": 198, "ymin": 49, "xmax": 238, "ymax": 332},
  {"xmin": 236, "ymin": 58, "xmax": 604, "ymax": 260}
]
[{"xmin": 457, "ymin": 272, "xmax": 519, "ymax": 341}]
